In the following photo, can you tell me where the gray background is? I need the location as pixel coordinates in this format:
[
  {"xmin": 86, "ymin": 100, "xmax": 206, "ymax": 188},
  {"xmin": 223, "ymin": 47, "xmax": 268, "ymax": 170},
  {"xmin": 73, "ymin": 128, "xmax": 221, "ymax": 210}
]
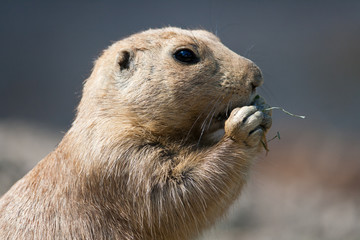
[{"xmin": 1, "ymin": 1, "xmax": 360, "ymax": 239}]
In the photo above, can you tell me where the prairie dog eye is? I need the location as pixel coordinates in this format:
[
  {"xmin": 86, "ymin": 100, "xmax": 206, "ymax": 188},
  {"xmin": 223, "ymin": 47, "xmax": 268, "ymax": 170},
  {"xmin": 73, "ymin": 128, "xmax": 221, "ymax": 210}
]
[{"xmin": 173, "ymin": 49, "xmax": 199, "ymax": 64}]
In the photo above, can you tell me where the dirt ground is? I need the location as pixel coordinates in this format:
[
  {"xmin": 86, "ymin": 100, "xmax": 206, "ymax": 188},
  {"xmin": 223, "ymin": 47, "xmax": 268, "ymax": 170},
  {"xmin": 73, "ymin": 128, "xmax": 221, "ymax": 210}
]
[{"xmin": 1, "ymin": 120, "xmax": 359, "ymax": 240}]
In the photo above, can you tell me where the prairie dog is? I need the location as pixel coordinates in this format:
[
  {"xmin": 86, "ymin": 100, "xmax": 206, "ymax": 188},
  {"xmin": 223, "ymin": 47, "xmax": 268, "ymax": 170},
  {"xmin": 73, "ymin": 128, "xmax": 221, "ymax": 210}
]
[{"xmin": 0, "ymin": 27, "xmax": 271, "ymax": 240}]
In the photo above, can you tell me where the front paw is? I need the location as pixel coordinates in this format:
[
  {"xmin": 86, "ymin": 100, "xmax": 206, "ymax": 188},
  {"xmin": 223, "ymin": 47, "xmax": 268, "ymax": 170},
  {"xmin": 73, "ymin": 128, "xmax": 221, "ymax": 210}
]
[{"xmin": 224, "ymin": 101, "xmax": 272, "ymax": 147}]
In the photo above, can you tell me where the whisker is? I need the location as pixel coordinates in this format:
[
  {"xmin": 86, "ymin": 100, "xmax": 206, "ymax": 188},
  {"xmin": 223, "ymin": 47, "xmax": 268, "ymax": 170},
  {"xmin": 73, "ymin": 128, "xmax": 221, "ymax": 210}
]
[
  {"xmin": 206, "ymin": 107, "xmax": 218, "ymax": 130},
  {"xmin": 244, "ymin": 44, "xmax": 256, "ymax": 58},
  {"xmin": 184, "ymin": 112, "xmax": 205, "ymax": 143},
  {"xmin": 183, "ymin": 97, "xmax": 220, "ymax": 143},
  {"xmin": 197, "ymin": 124, "xmax": 207, "ymax": 146},
  {"xmin": 225, "ymin": 91, "xmax": 235, "ymax": 117},
  {"xmin": 228, "ymin": 100, "xmax": 233, "ymax": 116},
  {"xmin": 197, "ymin": 95, "xmax": 222, "ymax": 146},
  {"xmin": 206, "ymin": 95, "xmax": 228, "ymax": 130},
  {"xmin": 256, "ymin": 83, "xmax": 277, "ymax": 107},
  {"xmin": 260, "ymin": 70, "xmax": 278, "ymax": 103},
  {"xmin": 201, "ymin": 95, "xmax": 222, "ymax": 129},
  {"xmin": 226, "ymin": 100, "xmax": 231, "ymax": 117}
]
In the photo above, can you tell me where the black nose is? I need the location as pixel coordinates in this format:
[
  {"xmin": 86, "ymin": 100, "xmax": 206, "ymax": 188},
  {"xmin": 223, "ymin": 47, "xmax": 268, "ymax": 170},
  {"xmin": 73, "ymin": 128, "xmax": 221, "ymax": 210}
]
[{"xmin": 249, "ymin": 65, "xmax": 263, "ymax": 91}]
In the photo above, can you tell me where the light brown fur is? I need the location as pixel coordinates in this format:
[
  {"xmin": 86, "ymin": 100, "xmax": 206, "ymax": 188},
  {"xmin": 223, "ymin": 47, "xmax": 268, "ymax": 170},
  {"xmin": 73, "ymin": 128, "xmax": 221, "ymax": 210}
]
[{"xmin": 0, "ymin": 27, "xmax": 271, "ymax": 240}]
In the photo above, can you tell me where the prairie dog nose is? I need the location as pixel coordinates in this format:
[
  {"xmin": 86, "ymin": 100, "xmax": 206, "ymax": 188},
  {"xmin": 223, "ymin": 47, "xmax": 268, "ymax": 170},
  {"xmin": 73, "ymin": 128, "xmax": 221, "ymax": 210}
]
[{"xmin": 247, "ymin": 63, "xmax": 263, "ymax": 91}]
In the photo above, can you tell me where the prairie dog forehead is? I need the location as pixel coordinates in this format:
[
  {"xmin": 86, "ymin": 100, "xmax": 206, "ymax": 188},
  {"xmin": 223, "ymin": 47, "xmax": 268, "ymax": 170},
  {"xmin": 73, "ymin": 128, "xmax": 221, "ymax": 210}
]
[{"xmin": 129, "ymin": 28, "xmax": 221, "ymax": 50}]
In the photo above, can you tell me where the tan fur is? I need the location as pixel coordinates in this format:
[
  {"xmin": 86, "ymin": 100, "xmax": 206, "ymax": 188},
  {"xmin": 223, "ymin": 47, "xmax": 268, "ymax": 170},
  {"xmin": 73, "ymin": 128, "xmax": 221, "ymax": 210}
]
[{"xmin": 0, "ymin": 27, "xmax": 271, "ymax": 240}]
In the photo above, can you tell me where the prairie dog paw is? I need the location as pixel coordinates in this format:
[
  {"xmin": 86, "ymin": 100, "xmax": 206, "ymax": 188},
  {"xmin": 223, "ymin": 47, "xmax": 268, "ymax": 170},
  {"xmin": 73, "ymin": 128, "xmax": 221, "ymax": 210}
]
[{"xmin": 224, "ymin": 103, "xmax": 272, "ymax": 147}]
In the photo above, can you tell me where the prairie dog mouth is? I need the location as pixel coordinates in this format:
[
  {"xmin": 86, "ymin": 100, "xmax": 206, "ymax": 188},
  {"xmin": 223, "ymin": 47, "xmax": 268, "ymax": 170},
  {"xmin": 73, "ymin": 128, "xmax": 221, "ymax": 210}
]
[
  {"xmin": 201, "ymin": 94, "xmax": 257, "ymax": 144},
  {"xmin": 210, "ymin": 97, "xmax": 253, "ymax": 130},
  {"xmin": 202, "ymin": 102, "xmax": 243, "ymax": 142},
  {"xmin": 214, "ymin": 111, "xmax": 230, "ymax": 123}
]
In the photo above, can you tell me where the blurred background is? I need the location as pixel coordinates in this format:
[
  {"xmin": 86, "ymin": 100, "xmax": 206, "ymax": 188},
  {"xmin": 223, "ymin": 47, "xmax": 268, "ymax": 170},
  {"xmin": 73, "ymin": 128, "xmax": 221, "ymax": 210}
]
[{"xmin": 1, "ymin": 1, "xmax": 359, "ymax": 239}]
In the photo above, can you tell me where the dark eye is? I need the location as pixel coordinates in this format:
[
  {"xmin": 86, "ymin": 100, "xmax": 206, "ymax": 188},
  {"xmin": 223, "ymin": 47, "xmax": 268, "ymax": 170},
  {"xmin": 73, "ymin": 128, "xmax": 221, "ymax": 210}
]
[{"xmin": 173, "ymin": 49, "xmax": 199, "ymax": 64}]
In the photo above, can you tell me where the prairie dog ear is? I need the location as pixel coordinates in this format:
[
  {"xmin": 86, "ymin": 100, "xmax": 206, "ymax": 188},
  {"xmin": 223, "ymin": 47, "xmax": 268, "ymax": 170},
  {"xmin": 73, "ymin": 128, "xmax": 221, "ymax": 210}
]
[{"xmin": 117, "ymin": 50, "xmax": 133, "ymax": 71}]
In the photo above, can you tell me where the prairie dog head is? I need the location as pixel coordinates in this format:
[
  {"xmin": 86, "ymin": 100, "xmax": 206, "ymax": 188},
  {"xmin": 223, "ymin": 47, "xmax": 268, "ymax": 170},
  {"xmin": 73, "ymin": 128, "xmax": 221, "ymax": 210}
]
[{"xmin": 76, "ymin": 27, "xmax": 263, "ymax": 144}]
